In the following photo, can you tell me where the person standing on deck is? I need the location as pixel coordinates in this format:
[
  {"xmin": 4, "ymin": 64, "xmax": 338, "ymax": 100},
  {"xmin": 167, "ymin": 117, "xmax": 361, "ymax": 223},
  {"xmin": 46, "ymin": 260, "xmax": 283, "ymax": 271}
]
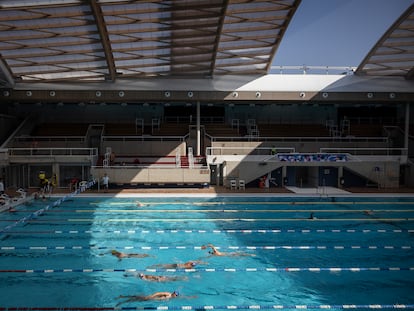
[{"xmin": 102, "ymin": 173, "xmax": 109, "ymax": 193}]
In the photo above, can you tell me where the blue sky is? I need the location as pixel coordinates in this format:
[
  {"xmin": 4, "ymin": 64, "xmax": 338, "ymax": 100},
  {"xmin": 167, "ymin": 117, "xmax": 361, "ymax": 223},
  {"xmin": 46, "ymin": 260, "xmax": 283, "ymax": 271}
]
[{"xmin": 272, "ymin": 0, "xmax": 413, "ymax": 68}]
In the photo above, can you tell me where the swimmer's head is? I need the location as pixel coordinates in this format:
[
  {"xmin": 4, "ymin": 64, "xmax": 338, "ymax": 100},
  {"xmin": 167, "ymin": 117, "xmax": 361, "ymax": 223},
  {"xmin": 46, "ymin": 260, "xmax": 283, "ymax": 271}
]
[
  {"xmin": 139, "ymin": 273, "xmax": 144, "ymax": 279},
  {"xmin": 172, "ymin": 291, "xmax": 179, "ymax": 297},
  {"xmin": 190, "ymin": 262, "xmax": 197, "ymax": 267},
  {"xmin": 111, "ymin": 250, "xmax": 118, "ymax": 255}
]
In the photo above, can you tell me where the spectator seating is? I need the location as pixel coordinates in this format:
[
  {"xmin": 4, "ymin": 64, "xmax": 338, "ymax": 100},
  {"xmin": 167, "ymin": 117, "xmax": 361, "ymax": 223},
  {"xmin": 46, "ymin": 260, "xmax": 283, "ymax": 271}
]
[
  {"xmin": 31, "ymin": 123, "xmax": 89, "ymax": 136},
  {"xmin": 258, "ymin": 124, "xmax": 330, "ymax": 137}
]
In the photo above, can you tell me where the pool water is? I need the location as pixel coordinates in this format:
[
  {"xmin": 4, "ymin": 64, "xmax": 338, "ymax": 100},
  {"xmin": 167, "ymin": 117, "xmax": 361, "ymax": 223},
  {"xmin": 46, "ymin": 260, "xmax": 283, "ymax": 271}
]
[{"xmin": 0, "ymin": 195, "xmax": 413, "ymax": 310}]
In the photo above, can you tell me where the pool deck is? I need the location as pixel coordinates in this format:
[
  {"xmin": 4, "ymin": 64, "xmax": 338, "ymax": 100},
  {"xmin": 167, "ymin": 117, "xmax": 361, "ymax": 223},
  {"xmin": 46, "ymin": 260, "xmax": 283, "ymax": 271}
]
[
  {"xmin": 75, "ymin": 185, "xmax": 414, "ymax": 197},
  {"xmin": 2, "ymin": 185, "xmax": 414, "ymax": 202}
]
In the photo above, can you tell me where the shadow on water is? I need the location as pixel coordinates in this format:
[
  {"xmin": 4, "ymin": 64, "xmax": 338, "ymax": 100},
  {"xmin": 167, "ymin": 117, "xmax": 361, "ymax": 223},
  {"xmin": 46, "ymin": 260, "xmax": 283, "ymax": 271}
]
[
  {"xmin": 1, "ymin": 194, "xmax": 414, "ymax": 307},
  {"xmin": 0, "ymin": 194, "xmax": 119, "ymax": 307},
  {"xmin": 203, "ymin": 195, "xmax": 414, "ymax": 306}
]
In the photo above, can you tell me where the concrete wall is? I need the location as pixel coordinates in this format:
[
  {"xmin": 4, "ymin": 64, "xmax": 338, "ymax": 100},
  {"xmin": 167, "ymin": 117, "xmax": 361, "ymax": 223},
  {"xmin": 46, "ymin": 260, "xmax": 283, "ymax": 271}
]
[
  {"xmin": 91, "ymin": 167, "xmax": 210, "ymax": 184},
  {"xmin": 101, "ymin": 140, "xmax": 186, "ymax": 156},
  {"xmin": 211, "ymin": 140, "xmax": 389, "ymax": 154},
  {"xmin": 208, "ymin": 154, "xmax": 401, "ymax": 188}
]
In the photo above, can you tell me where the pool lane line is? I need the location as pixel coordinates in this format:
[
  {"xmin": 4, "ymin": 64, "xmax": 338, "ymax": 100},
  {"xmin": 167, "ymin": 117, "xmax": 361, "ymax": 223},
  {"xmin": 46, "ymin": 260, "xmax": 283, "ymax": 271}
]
[
  {"xmin": 66, "ymin": 218, "xmax": 414, "ymax": 222},
  {"xmin": 73, "ymin": 209, "xmax": 414, "ymax": 213},
  {"xmin": 0, "ymin": 180, "xmax": 96, "ymax": 235},
  {"xmin": 0, "ymin": 305, "xmax": 414, "ymax": 310},
  {"xmin": 2, "ymin": 245, "xmax": 413, "ymax": 251},
  {"xmin": 90, "ymin": 201, "xmax": 414, "ymax": 205},
  {"xmin": 4, "ymin": 228, "xmax": 414, "ymax": 235},
  {"xmin": 9, "ymin": 208, "xmax": 414, "ymax": 215},
  {"xmin": 8, "ymin": 217, "xmax": 411, "ymax": 223},
  {"xmin": 1, "ymin": 267, "xmax": 413, "ymax": 273}
]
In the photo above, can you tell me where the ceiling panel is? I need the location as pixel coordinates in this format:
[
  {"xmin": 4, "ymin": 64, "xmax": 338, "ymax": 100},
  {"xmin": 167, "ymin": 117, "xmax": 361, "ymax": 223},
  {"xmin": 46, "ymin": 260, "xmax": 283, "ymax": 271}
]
[
  {"xmin": 0, "ymin": 0, "xmax": 300, "ymax": 83},
  {"xmin": 355, "ymin": 3, "xmax": 414, "ymax": 80}
]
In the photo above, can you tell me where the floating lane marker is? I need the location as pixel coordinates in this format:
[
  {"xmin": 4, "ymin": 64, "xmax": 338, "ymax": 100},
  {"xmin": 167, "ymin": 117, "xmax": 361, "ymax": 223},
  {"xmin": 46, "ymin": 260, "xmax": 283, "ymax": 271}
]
[
  {"xmin": 73, "ymin": 209, "xmax": 414, "ymax": 213},
  {"xmin": 0, "ymin": 179, "xmax": 96, "ymax": 235},
  {"xmin": 4, "ymin": 228, "xmax": 414, "ymax": 235},
  {"xmin": 0, "ymin": 305, "xmax": 413, "ymax": 310},
  {"xmin": 64, "ymin": 218, "xmax": 414, "ymax": 222},
  {"xmin": 1, "ymin": 245, "xmax": 412, "ymax": 251},
  {"xmin": 0, "ymin": 267, "xmax": 413, "ymax": 274},
  {"xmin": 89, "ymin": 201, "xmax": 414, "ymax": 205}
]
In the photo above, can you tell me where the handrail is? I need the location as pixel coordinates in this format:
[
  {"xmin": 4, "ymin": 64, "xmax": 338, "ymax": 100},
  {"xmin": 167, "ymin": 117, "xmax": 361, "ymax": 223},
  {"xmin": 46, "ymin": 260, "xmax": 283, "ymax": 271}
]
[
  {"xmin": 210, "ymin": 136, "xmax": 388, "ymax": 143},
  {"xmin": 8, "ymin": 147, "xmax": 98, "ymax": 156},
  {"xmin": 206, "ymin": 146, "xmax": 407, "ymax": 158},
  {"xmin": 206, "ymin": 146, "xmax": 295, "ymax": 156},
  {"xmin": 102, "ymin": 135, "xmax": 186, "ymax": 142},
  {"xmin": 11, "ymin": 136, "xmax": 86, "ymax": 148},
  {"xmin": 13, "ymin": 135, "xmax": 85, "ymax": 141},
  {"xmin": 1, "ymin": 115, "xmax": 33, "ymax": 149},
  {"xmin": 91, "ymin": 164, "xmax": 208, "ymax": 169},
  {"xmin": 270, "ymin": 65, "xmax": 356, "ymax": 75},
  {"xmin": 320, "ymin": 147, "xmax": 408, "ymax": 156}
]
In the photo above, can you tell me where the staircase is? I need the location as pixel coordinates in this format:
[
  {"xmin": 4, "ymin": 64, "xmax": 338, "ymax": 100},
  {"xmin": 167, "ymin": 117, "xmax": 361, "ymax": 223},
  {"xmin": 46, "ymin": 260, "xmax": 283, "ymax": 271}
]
[{"xmin": 180, "ymin": 156, "xmax": 189, "ymax": 168}]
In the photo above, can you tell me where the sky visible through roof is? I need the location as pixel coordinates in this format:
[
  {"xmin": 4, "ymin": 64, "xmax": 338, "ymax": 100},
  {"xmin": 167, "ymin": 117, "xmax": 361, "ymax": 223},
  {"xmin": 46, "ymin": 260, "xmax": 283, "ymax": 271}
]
[{"xmin": 272, "ymin": 0, "xmax": 413, "ymax": 71}]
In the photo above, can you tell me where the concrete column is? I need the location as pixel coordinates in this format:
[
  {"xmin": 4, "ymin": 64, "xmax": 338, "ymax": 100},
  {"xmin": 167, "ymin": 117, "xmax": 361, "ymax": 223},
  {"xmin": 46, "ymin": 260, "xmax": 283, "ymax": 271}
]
[
  {"xmin": 404, "ymin": 102, "xmax": 410, "ymax": 154},
  {"xmin": 338, "ymin": 166, "xmax": 344, "ymax": 188},
  {"xmin": 196, "ymin": 101, "xmax": 201, "ymax": 156},
  {"xmin": 52, "ymin": 163, "xmax": 59, "ymax": 187},
  {"xmin": 282, "ymin": 165, "xmax": 287, "ymax": 186}
]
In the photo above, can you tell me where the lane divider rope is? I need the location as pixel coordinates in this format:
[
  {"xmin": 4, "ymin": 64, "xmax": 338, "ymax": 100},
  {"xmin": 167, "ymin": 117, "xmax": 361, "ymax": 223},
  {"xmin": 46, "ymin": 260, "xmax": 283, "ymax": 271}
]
[
  {"xmin": 1, "ymin": 245, "xmax": 413, "ymax": 251},
  {"xmin": 5, "ymin": 218, "xmax": 412, "ymax": 223},
  {"xmin": 0, "ymin": 180, "xmax": 96, "ymax": 235},
  {"xmin": 0, "ymin": 304, "xmax": 414, "ymax": 310},
  {"xmin": 57, "ymin": 209, "xmax": 414, "ymax": 213},
  {"xmin": 1, "ymin": 267, "xmax": 413, "ymax": 273},
  {"xmin": 88, "ymin": 200, "xmax": 414, "ymax": 205},
  {"xmin": 3, "ymin": 228, "xmax": 413, "ymax": 235}
]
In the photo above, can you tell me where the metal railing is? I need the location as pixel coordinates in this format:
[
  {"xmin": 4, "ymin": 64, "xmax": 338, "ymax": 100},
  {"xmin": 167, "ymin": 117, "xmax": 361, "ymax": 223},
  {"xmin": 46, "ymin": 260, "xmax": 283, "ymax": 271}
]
[
  {"xmin": 270, "ymin": 65, "xmax": 356, "ymax": 75},
  {"xmin": 11, "ymin": 135, "xmax": 86, "ymax": 147},
  {"xmin": 209, "ymin": 135, "xmax": 388, "ymax": 143},
  {"xmin": 320, "ymin": 147, "xmax": 408, "ymax": 156},
  {"xmin": 206, "ymin": 146, "xmax": 295, "ymax": 156},
  {"xmin": 102, "ymin": 135, "xmax": 187, "ymax": 142},
  {"xmin": 8, "ymin": 147, "xmax": 98, "ymax": 157}
]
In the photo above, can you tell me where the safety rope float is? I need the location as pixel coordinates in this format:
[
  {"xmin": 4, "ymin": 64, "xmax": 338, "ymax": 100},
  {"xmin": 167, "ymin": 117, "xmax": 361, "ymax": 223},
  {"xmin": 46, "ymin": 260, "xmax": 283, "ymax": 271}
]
[
  {"xmin": 2, "ymin": 228, "xmax": 413, "ymax": 235},
  {"xmin": 1, "ymin": 244, "xmax": 413, "ymax": 251},
  {"xmin": 0, "ymin": 266, "xmax": 413, "ymax": 274},
  {"xmin": 0, "ymin": 179, "xmax": 96, "ymax": 236},
  {"xmin": 0, "ymin": 304, "xmax": 413, "ymax": 310}
]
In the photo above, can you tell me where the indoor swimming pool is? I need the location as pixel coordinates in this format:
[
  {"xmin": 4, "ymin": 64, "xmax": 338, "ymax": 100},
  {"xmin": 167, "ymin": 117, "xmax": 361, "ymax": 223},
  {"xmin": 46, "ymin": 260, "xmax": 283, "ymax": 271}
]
[{"xmin": 0, "ymin": 194, "xmax": 413, "ymax": 310}]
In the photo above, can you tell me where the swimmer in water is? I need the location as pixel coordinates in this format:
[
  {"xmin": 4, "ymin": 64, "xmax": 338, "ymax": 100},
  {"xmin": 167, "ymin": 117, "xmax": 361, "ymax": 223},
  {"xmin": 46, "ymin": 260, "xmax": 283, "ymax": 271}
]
[
  {"xmin": 148, "ymin": 260, "xmax": 206, "ymax": 269},
  {"xmin": 201, "ymin": 244, "xmax": 254, "ymax": 257},
  {"xmin": 111, "ymin": 250, "xmax": 151, "ymax": 260},
  {"xmin": 124, "ymin": 272, "xmax": 188, "ymax": 282},
  {"xmin": 116, "ymin": 291, "xmax": 179, "ymax": 305}
]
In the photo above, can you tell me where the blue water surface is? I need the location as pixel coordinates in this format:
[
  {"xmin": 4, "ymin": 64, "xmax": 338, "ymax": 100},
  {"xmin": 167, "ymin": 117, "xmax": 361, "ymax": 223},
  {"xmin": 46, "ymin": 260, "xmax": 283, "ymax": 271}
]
[{"xmin": 0, "ymin": 195, "xmax": 413, "ymax": 310}]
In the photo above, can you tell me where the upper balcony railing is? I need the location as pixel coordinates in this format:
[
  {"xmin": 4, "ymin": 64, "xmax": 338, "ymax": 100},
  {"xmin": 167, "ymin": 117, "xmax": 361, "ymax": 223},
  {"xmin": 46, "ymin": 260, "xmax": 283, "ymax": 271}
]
[{"xmin": 270, "ymin": 65, "xmax": 356, "ymax": 75}]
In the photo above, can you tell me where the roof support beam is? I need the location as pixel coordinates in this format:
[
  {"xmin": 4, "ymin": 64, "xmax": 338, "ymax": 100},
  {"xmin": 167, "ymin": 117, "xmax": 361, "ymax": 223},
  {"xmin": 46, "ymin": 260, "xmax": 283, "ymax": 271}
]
[
  {"xmin": 266, "ymin": 0, "xmax": 301, "ymax": 72},
  {"xmin": 406, "ymin": 67, "xmax": 414, "ymax": 80},
  {"xmin": 210, "ymin": 0, "xmax": 229, "ymax": 77},
  {"xmin": 89, "ymin": 0, "xmax": 117, "ymax": 81},
  {"xmin": 0, "ymin": 58, "xmax": 15, "ymax": 88},
  {"xmin": 356, "ymin": 3, "xmax": 414, "ymax": 77}
]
